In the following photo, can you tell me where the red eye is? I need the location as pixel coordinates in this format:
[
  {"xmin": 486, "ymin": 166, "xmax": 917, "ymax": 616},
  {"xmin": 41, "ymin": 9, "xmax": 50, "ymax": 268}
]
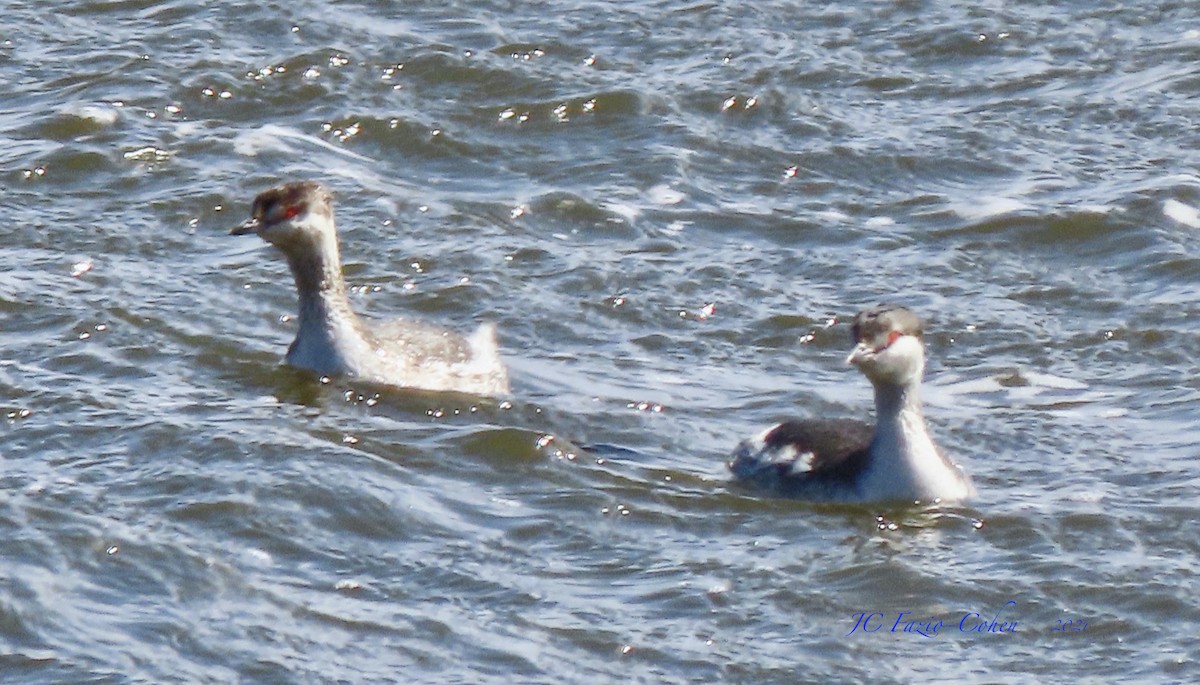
[
  {"xmin": 283, "ymin": 205, "xmax": 301, "ymax": 219},
  {"xmin": 886, "ymin": 330, "xmax": 902, "ymax": 347}
]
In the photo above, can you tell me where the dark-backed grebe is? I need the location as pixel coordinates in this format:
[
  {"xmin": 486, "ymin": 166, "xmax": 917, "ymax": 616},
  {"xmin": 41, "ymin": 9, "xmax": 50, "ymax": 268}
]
[
  {"xmin": 729, "ymin": 305, "xmax": 972, "ymax": 504},
  {"xmin": 231, "ymin": 181, "xmax": 510, "ymax": 396}
]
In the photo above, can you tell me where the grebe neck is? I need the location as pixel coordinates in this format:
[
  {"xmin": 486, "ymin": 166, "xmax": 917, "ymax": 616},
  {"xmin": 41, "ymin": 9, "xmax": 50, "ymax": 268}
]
[{"xmin": 281, "ymin": 234, "xmax": 373, "ymax": 373}]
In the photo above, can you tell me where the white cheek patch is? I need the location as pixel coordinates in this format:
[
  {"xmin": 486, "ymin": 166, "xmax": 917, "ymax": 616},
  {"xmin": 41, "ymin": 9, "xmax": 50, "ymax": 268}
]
[{"xmin": 886, "ymin": 334, "xmax": 923, "ymax": 357}]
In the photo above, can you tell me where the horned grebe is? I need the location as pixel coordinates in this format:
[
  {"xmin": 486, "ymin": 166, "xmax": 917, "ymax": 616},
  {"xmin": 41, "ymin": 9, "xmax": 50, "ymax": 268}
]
[
  {"xmin": 729, "ymin": 305, "xmax": 972, "ymax": 504},
  {"xmin": 231, "ymin": 181, "xmax": 510, "ymax": 397}
]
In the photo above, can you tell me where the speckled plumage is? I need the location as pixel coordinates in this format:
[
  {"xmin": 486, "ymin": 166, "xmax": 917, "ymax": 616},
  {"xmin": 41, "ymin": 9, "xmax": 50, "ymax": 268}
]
[{"xmin": 232, "ymin": 181, "xmax": 510, "ymax": 396}]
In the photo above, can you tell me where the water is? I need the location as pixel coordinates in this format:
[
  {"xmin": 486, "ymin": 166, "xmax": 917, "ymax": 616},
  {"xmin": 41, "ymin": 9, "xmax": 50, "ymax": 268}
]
[{"xmin": 2, "ymin": 0, "xmax": 1199, "ymax": 681}]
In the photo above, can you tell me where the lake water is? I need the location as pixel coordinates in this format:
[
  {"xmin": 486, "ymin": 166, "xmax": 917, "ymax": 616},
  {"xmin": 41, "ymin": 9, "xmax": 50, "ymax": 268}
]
[{"xmin": 2, "ymin": 1, "xmax": 1199, "ymax": 682}]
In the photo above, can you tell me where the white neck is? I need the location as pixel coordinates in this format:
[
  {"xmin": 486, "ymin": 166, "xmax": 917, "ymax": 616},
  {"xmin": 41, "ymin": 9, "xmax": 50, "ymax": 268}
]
[
  {"xmin": 281, "ymin": 229, "xmax": 376, "ymax": 376},
  {"xmin": 860, "ymin": 379, "xmax": 972, "ymax": 503}
]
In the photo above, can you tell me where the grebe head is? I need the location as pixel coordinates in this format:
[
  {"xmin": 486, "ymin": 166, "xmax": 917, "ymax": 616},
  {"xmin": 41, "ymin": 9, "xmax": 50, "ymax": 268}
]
[
  {"xmin": 231, "ymin": 181, "xmax": 336, "ymax": 258},
  {"xmin": 846, "ymin": 305, "xmax": 925, "ymax": 386}
]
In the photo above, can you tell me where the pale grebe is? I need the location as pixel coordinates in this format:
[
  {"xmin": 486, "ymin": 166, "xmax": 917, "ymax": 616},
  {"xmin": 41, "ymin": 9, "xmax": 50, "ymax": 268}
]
[
  {"xmin": 729, "ymin": 305, "xmax": 972, "ymax": 504},
  {"xmin": 231, "ymin": 181, "xmax": 510, "ymax": 397}
]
